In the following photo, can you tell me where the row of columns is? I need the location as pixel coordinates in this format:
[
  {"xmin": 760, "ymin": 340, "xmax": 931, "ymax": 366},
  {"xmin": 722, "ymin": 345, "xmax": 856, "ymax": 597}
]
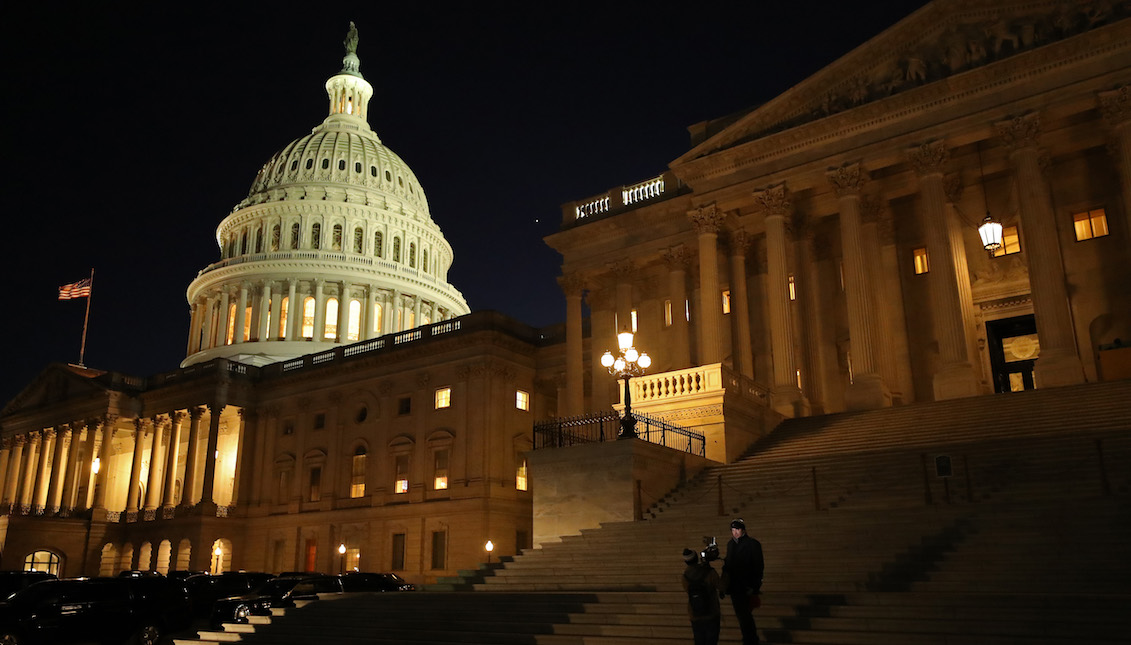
[
  {"xmin": 558, "ymin": 104, "xmax": 1117, "ymax": 415},
  {"xmin": 188, "ymin": 279, "xmax": 453, "ymax": 355},
  {"xmin": 0, "ymin": 405, "xmax": 240, "ymax": 518}
]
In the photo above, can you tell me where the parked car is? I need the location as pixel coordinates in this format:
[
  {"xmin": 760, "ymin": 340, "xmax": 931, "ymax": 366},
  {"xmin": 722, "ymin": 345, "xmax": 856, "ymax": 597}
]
[
  {"xmin": 166, "ymin": 570, "xmax": 205, "ymax": 582},
  {"xmin": 0, "ymin": 573, "xmax": 56, "ymax": 601},
  {"xmin": 210, "ymin": 575, "xmax": 340, "ymax": 627},
  {"xmin": 184, "ymin": 572, "xmax": 274, "ymax": 617},
  {"xmin": 0, "ymin": 576, "xmax": 191, "ymax": 645},
  {"xmin": 339, "ymin": 572, "xmax": 414, "ymax": 592}
]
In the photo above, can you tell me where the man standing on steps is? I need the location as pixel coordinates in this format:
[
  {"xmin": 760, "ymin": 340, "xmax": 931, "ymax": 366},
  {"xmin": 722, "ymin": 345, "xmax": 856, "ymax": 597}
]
[{"xmin": 722, "ymin": 518, "xmax": 764, "ymax": 645}]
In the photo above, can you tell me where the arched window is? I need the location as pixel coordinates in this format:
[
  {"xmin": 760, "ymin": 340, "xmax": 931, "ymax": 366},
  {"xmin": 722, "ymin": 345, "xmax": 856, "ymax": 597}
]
[
  {"xmin": 278, "ymin": 296, "xmax": 289, "ymax": 338},
  {"xmin": 243, "ymin": 305, "xmax": 252, "ymax": 341},
  {"xmin": 332, "ymin": 224, "xmax": 343, "ymax": 251},
  {"xmin": 271, "ymin": 224, "xmax": 281, "ymax": 252},
  {"xmin": 290, "ymin": 223, "xmax": 300, "ymax": 249},
  {"xmin": 302, "ymin": 297, "xmax": 316, "ymax": 339},
  {"xmin": 374, "ymin": 232, "xmax": 383, "ymax": 258},
  {"xmin": 409, "ymin": 243, "xmax": 417, "ymax": 268},
  {"xmin": 254, "ymin": 226, "xmax": 263, "ymax": 254},
  {"xmin": 373, "ymin": 303, "xmax": 383, "ymax": 335},
  {"xmin": 229, "ymin": 233, "xmax": 238, "ymax": 258},
  {"xmin": 324, "ymin": 298, "xmax": 339, "ymax": 340},
  {"xmin": 353, "ymin": 227, "xmax": 363, "ymax": 253},
  {"xmin": 305, "ymin": 158, "xmax": 313, "ymax": 170},
  {"xmin": 350, "ymin": 447, "xmax": 366, "ymax": 498},
  {"xmin": 226, "ymin": 303, "xmax": 236, "ymax": 345},
  {"xmin": 240, "ymin": 230, "xmax": 248, "ymax": 255},
  {"xmin": 422, "ymin": 249, "xmax": 429, "ymax": 273},
  {"xmin": 393, "ymin": 237, "xmax": 401, "ymax": 263},
  {"xmin": 24, "ymin": 550, "xmax": 60, "ymax": 575},
  {"xmin": 348, "ymin": 299, "xmax": 361, "ymax": 341},
  {"xmin": 311, "ymin": 223, "xmax": 321, "ymax": 249}
]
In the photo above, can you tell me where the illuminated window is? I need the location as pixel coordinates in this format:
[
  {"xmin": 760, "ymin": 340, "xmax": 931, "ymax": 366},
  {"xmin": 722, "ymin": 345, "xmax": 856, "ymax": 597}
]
[
  {"xmin": 433, "ymin": 449, "xmax": 449, "ymax": 490},
  {"xmin": 290, "ymin": 223, "xmax": 300, "ymax": 249},
  {"xmin": 302, "ymin": 297, "xmax": 316, "ymax": 339},
  {"xmin": 308, "ymin": 466, "xmax": 321, "ymax": 502},
  {"xmin": 913, "ymin": 247, "xmax": 930, "ymax": 274},
  {"xmin": 788, "ymin": 275, "xmax": 796, "ymax": 301},
  {"xmin": 664, "ymin": 300, "xmax": 673, "ymax": 327},
  {"xmin": 311, "ymin": 223, "xmax": 321, "ymax": 250},
  {"xmin": 350, "ymin": 448, "xmax": 366, "ymax": 498},
  {"xmin": 630, "ymin": 309, "xmax": 638, "ymax": 332},
  {"xmin": 796, "ymin": 369, "xmax": 802, "ymax": 389},
  {"xmin": 271, "ymin": 224, "xmax": 281, "ymax": 251},
  {"xmin": 992, "ymin": 226, "xmax": 1022, "ymax": 257},
  {"xmin": 435, "ymin": 387, "xmax": 451, "ymax": 409},
  {"xmin": 243, "ymin": 305, "xmax": 252, "ymax": 341},
  {"xmin": 394, "ymin": 454, "xmax": 409, "ymax": 494},
  {"xmin": 515, "ymin": 390, "xmax": 529, "ymax": 411},
  {"xmin": 347, "ymin": 300, "xmax": 361, "ymax": 341},
  {"xmin": 278, "ymin": 296, "xmax": 289, "ymax": 338},
  {"xmin": 393, "ymin": 237, "xmax": 401, "ymax": 262},
  {"xmin": 23, "ymin": 550, "xmax": 60, "ymax": 575},
  {"xmin": 722, "ymin": 291, "xmax": 731, "ymax": 314},
  {"xmin": 324, "ymin": 298, "xmax": 339, "ymax": 340},
  {"xmin": 1073, "ymin": 208, "xmax": 1109, "ymax": 241},
  {"xmin": 353, "ymin": 227, "xmax": 363, "ymax": 253},
  {"xmin": 685, "ymin": 299, "xmax": 690, "ymax": 322},
  {"xmin": 516, "ymin": 459, "xmax": 528, "ymax": 491},
  {"xmin": 226, "ymin": 303, "xmax": 236, "ymax": 345},
  {"xmin": 409, "ymin": 242, "xmax": 417, "ymax": 268},
  {"xmin": 374, "ymin": 231, "xmax": 383, "ymax": 258},
  {"xmin": 373, "ymin": 303, "xmax": 383, "ymax": 335},
  {"xmin": 345, "ymin": 547, "xmax": 361, "ymax": 572}
]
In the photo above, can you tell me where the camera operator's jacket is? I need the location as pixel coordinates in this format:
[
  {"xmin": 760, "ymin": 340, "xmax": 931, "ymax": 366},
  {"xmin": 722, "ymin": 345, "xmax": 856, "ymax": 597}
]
[{"xmin": 681, "ymin": 563, "xmax": 722, "ymax": 620}]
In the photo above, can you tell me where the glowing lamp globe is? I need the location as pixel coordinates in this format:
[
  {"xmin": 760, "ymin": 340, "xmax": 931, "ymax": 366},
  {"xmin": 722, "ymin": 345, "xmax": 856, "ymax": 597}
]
[
  {"xmin": 624, "ymin": 348, "xmax": 639, "ymax": 363},
  {"xmin": 614, "ymin": 357, "xmax": 626, "ymax": 371},
  {"xmin": 979, "ymin": 215, "xmax": 1003, "ymax": 252},
  {"xmin": 617, "ymin": 331, "xmax": 635, "ymax": 351},
  {"xmin": 600, "ymin": 351, "xmax": 615, "ymax": 368},
  {"xmin": 638, "ymin": 353, "xmax": 651, "ymax": 369}
]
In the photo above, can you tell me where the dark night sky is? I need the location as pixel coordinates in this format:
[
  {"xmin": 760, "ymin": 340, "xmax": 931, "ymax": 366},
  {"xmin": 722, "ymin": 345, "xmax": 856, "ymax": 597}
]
[{"xmin": 1, "ymin": 1, "xmax": 930, "ymax": 407}]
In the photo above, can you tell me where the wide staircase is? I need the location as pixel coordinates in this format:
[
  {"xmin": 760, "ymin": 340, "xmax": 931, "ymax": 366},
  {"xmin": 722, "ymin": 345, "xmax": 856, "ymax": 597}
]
[{"xmin": 176, "ymin": 381, "xmax": 1131, "ymax": 644}]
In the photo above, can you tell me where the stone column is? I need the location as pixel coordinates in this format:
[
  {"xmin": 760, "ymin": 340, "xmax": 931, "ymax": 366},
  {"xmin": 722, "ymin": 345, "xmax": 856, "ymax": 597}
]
[
  {"xmin": 870, "ymin": 199, "xmax": 917, "ymax": 403},
  {"xmin": 286, "ymin": 279, "xmax": 298, "ymax": 341},
  {"xmin": 234, "ymin": 408, "xmax": 255, "ymax": 507},
  {"xmin": 46, "ymin": 425, "xmax": 70, "ymax": 512},
  {"xmin": 611, "ymin": 260, "xmax": 635, "ymax": 334},
  {"xmin": 144, "ymin": 416, "xmax": 166, "ymax": 511},
  {"xmin": 364, "ymin": 286, "xmax": 377, "ymax": 340},
  {"xmin": 943, "ymin": 176, "xmax": 985, "ymax": 389},
  {"xmin": 688, "ymin": 204, "xmax": 726, "ymax": 364},
  {"xmin": 338, "ymin": 283, "xmax": 352, "ymax": 341},
  {"xmin": 0, "ymin": 439, "xmax": 10, "ymax": 506},
  {"xmin": 125, "ymin": 419, "xmax": 148, "ymax": 513},
  {"xmin": 233, "ymin": 282, "xmax": 249, "ymax": 344},
  {"xmin": 755, "ymin": 184, "xmax": 808, "ymax": 415},
  {"xmin": 412, "ymin": 294, "xmax": 422, "ymax": 330},
  {"xmin": 4, "ymin": 437, "xmax": 25, "ymax": 507},
  {"xmin": 827, "ymin": 163, "xmax": 893, "ymax": 408},
  {"xmin": 162, "ymin": 412, "xmax": 184, "ymax": 509},
  {"xmin": 72, "ymin": 420, "xmax": 96, "ymax": 510},
  {"xmin": 390, "ymin": 290, "xmax": 401, "ymax": 333},
  {"xmin": 907, "ymin": 143, "xmax": 980, "ymax": 399},
  {"xmin": 217, "ymin": 289, "xmax": 232, "ymax": 346},
  {"xmin": 187, "ymin": 301, "xmax": 202, "ymax": 355},
  {"xmin": 1099, "ymin": 86, "xmax": 1131, "ymax": 243},
  {"xmin": 16, "ymin": 435, "xmax": 36, "ymax": 508},
  {"xmin": 661, "ymin": 246, "xmax": 692, "ymax": 369},
  {"xmin": 313, "ymin": 279, "xmax": 326, "ymax": 340},
  {"xmin": 200, "ymin": 403, "xmax": 224, "ymax": 509},
  {"xmin": 31, "ymin": 429, "xmax": 54, "ymax": 508},
  {"xmin": 91, "ymin": 417, "xmax": 117, "ymax": 511},
  {"xmin": 995, "ymin": 114, "xmax": 1085, "ymax": 386},
  {"xmin": 560, "ymin": 273, "xmax": 586, "ymax": 416},
  {"xmin": 180, "ymin": 407, "xmax": 204, "ymax": 507},
  {"xmin": 727, "ymin": 229, "xmax": 755, "ymax": 379},
  {"xmin": 794, "ymin": 219, "xmax": 827, "ymax": 412},
  {"xmin": 859, "ymin": 196, "xmax": 905, "ymax": 401},
  {"xmin": 258, "ymin": 281, "xmax": 273, "ymax": 341}
]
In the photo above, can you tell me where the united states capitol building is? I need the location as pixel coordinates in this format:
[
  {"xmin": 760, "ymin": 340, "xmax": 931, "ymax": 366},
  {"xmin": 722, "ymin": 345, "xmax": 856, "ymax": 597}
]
[{"xmin": 1, "ymin": 0, "xmax": 1129, "ymax": 585}]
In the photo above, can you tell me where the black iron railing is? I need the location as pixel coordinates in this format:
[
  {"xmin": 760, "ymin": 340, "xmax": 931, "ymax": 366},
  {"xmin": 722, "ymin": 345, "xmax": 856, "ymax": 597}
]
[{"xmin": 534, "ymin": 410, "xmax": 705, "ymax": 457}]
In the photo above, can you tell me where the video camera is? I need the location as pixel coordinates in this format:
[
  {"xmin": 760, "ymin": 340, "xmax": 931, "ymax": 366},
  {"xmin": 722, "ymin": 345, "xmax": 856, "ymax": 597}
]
[{"xmin": 700, "ymin": 536, "xmax": 720, "ymax": 563}]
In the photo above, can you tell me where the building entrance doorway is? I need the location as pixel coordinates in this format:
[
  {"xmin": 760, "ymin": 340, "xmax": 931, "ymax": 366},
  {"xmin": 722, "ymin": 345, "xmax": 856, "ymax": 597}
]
[{"xmin": 986, "ymin": 315, "xmax": 1040, "ymax": 393}]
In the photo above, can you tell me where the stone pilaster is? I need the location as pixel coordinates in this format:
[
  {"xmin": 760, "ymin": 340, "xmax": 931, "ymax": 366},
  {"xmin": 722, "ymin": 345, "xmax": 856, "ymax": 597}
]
[
  {"xmin": 610, "ymin": 260, "xmax": 636, "ymax": 334},
  {"xmin": 1099, "ymin": 86, "xmax": 1131, "ymax": 246},
  {"xmin": 91, "ymin": 416, "xmax": 117, "ymax": 511},
  {"xmin": 559, "ymin": 273, "xmax": 587, "ymax": 416},
  {"xmin": 4, "ymin": 437, "xmax": 26, "ymax": 507},
  {"xmin": 31, "ymin": 429, "xmax": 54, "ymax": 508},
  {"xmin": 727, "ymin": 229, "xmax": 755, "ymax": 379},
  {"xmin": 688, "ymin": 204, "xmax": 727, "ymax": 365},
  {"xmin": 908, "ymin": 142, "xmax": 981, "ymax": 400},
  {"xmin": 125, "ymin": 419, "xmax": 149, "ymax": 513},
  {"xmin": 180, "ymin": 407, "xmax": 204, "ymax": 507},
  {"xmin": 258, "ymin": 281, "xmax": 273, "ymax": 341},
  {"xmin": 313, "ymin": 279, "xmax": 326, "ymax": 340},
  {"xmin": 995, "ymin": 113, "xmax": 1085, "ymax": 387},
  {"xmin": 46, "ymin": 425, "xmax": 70, "ymax": 512},
  {"xmin": 144, "ymin": 416, "xmax": 166, "ymax": 511},
  {"xmin": 163, "ymin": 412, "xmax": 184, "ymax": 509},
  {"xmin": 286, "ymin": 279, "xmax": 299, "ymax": 340},
  {"xmin": 661, "ymin": 246, "xmax": 693, "ymax": 369},
  {"xmin": 200, "ymin": 403, "xmax": 224, "ymax": 509}
]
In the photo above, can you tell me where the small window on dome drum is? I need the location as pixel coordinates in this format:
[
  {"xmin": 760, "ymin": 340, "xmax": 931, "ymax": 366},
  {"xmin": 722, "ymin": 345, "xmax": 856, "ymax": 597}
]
[
  {"xmin": 338, "ymin": 160, "xmax": 346, "ymax": 171},
  {"xmin": 370, "ymin": 166, "xmax": 377, "ymax": 177},
  {"xmin": 355, "ymin": 162, "xmax": 362, "ymax": 173},
  {"xmin": 398, "ymin": 176, "xmax": 403, "ymax": 187},
  {"xmin": 385, "ymin": 170, "xmax": 392, "ymax": 182},
  {"xmin": 291, "ymin": 160, "xmax": 298, "ymax": 172},
  {"xmin": 322, "ymin": 159, "xmax": 330, "ymax": 170},
  {"xmin": 306, "ymin": 159, "xmax": 313, "ymax": 170}
]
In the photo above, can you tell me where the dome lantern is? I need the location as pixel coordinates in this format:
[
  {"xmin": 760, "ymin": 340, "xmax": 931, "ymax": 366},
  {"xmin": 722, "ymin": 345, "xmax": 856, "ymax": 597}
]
[{"xmin": 325, "ymin": 21, "xmax": 373, "ymax": 123}]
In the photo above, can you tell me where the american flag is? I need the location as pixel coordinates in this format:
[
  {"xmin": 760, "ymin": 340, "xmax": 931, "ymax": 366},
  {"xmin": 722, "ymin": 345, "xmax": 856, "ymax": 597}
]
[{"xmin": 58, "ymin": 278, "xmax": 92, "ymax": 300}]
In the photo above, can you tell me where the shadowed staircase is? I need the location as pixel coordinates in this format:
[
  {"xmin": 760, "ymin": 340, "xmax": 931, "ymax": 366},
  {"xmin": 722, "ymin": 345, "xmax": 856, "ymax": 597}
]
[{"xmin": 175, "ymin": 381, "xmax": 1131, "ymax": 645}]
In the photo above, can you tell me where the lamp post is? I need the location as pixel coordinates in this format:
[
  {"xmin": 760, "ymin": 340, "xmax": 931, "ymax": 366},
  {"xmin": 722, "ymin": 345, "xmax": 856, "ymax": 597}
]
[
  {"xmin": 600, "ymin": 331, "xmax": 652, "ymax": 440},
  {"xmin": 212, "ymin": 545, "xmax": 222, "ymax": 575},
  {"xmin": 338, "ymin": 543, "xmax": 346, "ymax": 575},
  {"xmin": 485, "ymin": 540, "xmax": 494, "ymax": 565}
]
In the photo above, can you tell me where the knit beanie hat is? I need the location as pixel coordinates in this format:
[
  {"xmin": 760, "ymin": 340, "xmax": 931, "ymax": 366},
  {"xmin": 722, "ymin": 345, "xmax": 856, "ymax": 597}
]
[
  {"xmin": 682, "ymin": 548, "xmax": 699, "ymax": 564},
  {"xmin": 730, "ymin": 518, "xmax": 746, "ymax": 531}
]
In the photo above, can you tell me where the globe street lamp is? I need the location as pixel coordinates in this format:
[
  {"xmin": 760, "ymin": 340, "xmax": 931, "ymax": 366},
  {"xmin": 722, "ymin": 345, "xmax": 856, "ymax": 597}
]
[
  {"xmin": 338, "ymin": 543, "xmax": 346, "ymax": 575},
  {"xmin": 485, "ymin": 540, "xmax": 494, "ymax": 565},
  {"xmin": 600, "ymin": 331, "xmax": 652, "ymax": 440}
]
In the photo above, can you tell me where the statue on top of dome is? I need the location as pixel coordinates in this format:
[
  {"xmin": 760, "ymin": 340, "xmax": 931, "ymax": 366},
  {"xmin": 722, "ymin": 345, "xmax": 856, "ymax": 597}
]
[{"xmin": 344, "ymin": 21, "xmax": 359, "ymax": 55}]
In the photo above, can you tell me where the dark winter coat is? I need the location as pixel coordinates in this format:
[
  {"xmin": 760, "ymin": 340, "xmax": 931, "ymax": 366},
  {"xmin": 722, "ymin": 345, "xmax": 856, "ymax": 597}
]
[{"xmin": 722, "ymin": 533, "xmax": 764, "ymax": 594}]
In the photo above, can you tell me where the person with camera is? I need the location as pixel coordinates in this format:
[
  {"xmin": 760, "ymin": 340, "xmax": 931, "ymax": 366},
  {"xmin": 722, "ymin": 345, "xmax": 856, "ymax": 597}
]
[
  {"xmin": 681, "ymin": 543, "xmax": 721, "ymax": 645},
  {"xmin": 722, "ymin": 518, "xmax": 764, "ymax": 645}
]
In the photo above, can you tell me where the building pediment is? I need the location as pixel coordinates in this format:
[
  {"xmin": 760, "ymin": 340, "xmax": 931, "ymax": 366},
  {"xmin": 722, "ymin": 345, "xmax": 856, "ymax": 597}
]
[
  {"xmin": 675, "ymin": 0, "xmax": 1129, "ymax": 170},
  {"xmin": 1, "ymin": 363, "xmax": 111, "ymax": 419}
]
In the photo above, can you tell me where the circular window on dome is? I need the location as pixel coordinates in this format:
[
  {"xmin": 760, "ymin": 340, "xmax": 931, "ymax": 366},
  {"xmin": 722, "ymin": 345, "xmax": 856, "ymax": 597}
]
[{"xmin": 355, "ymin": 406, "xmax": 368, "ymax": 423}]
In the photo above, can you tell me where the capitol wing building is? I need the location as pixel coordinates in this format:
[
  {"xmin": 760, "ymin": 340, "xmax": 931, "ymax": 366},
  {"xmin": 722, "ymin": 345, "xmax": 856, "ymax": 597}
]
[{"xmin": 1, "ymin": 0, "xmax": 1130, "ymax": 584}]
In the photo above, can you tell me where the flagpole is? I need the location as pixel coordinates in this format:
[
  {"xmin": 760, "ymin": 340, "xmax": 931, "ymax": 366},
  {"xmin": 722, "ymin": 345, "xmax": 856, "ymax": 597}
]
[{"xmin": 78, "ymin": 267, "xmax": 94, "ymax": 367}]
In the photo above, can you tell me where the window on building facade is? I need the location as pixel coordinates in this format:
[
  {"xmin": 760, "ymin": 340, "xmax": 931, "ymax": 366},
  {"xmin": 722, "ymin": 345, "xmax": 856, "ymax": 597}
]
[
  {"xmin": 992, "ymin": 225, "xmax": 1022, "ymax": 256},
  {"xmin": 630, "ymin": 309, "xmax": 638, "ymax": 332},
  {"xmin": 394, "ymin": 454, "xmax": 409, "ymax": 494},
  {"xmin": 241, "ymin": 230, "xmax": 248, "ymax": 255},
  {"xmin": 277, "ymin": 470, "xmax": 290, "ymax": 501},
  {"xmin": 345, "ymin": 547, "xmax": 360, "ymax": 572},
  {"xmin": 685, "ymin": 299, "xmax": 691, "ymax": 322},
  {"xmin": 788, "ymin": 275, "xmax": 796, "ymax": 301},
  {"xmin": 271, "ymin": 224, "xmax": 281, "ymax": 251},
  {"xmin": 243, "ymin": 305, "xmax": 252, "ymax": 341},
  {"xmin": 393, "ymin": 237, "xmax": 401, "ymax": 262},
  {"xmin": 391, "ymin": 533, "xmax": 405, "ymax": 570},
  {"xmin": 374, "ymin": 231, "xmax": 383, "ymax": 258},
  {"xmin": 433, "ymin": 449, "xmax": 449, "ymax": 490},
  {"xmin": 409, "ymin": 242, "xmax": 417, "ymax": 268},
  {"xmin": 373, "ymin": 303, "xmax": 383, "ymax": 335},
  {"xmin": 516, "ymin": 458, "xmax": 528, "ymax": 491},
  {"xmin": 1072, "ymin": 208, "xmax": 1109, "ymax": 241},
  {"xmin": 313, "ymin": 413, "xmax": 326, "ymax": 430},
  {"xmin": 332, "ymin": 224, "xmax": 343, "ymax": 250},
  {"xmin": 350, "ymin": 448, "xmax": 366, "ymax": 498},
  {"xmin": 290, "ymin": 223, "xmax": 300, "ymax": 249},
  {"xmin": 423, "ymin": 249, "xmax": 429, "ymax": 273},
  {"xmin": 353, "ymin": 227, "xmax": 363, "ymax": 253},
  {"xmin": 226, "ymin": 303, "xmax": 236, "ymax": 345},
  {"xmin": 664, "ymin": 300, "xmax": 673, "ymax": 327},
  {"xmin": 434, "ymin": 387, "xmax": 451, "ymax": 409},
  {"xmin": 308, "ymin": 467, "xmax": 321, "ymax": 502},
  {"xmin": 277, "ymin": 296, "xmax": 289, "ymax": 338},
  {"xmin": 431, "ymin": 531, "xmax": 447, "ymax": 570},
  {"xmin": 324, "ymin": 298, "xmax": 339, "ymax": 340},
  {"xmin": 913, "ymin": 247, "xmax": 930, "ymax": 274},
  {"xmin": 254, "ymin": 226, "xmax": 263, "ymax": 253},
  {"xmin": 515, "ymin": 390, "xmax": 529, "ymax": 411},
  {"xmin": 302, "ymin": 297, "xmax": 316, "ymax": 338},
  {"xmin": 311, "ymin": 223, "xmax": 321, "ymax": 249},
  {"xmin": 397, "ymin": 396, "xmax": 411, "ymax": 416},
  {"xmin": 24, "ymin": 550, "xmax": 60, "ymax": 575},
  {"xmin": 722, "ymin": 290, "xmax": 731, "ymax": 314},
  {"xmin": 347, "ymin": 300, "xmax": 361, "ymax": 341}
]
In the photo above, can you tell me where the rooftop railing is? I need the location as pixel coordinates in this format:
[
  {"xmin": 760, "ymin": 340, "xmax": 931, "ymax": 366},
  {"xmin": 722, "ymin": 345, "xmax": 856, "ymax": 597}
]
[{"xmin": 562, "ymin": 170, "xmax": 687, "ymax": 227}]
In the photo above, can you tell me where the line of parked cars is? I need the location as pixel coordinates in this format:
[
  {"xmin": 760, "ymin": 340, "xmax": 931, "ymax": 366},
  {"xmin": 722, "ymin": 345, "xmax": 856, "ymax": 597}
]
[{"xmin": 0, "ymin": 570, "xmax": 414, "ymax": 645}]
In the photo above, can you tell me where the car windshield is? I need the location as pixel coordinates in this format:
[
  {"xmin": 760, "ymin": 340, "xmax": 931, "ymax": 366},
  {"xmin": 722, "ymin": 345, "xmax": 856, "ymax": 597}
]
[{"xmin": 253, "ymin": 578, "xmax": 301, "ymax": 596}]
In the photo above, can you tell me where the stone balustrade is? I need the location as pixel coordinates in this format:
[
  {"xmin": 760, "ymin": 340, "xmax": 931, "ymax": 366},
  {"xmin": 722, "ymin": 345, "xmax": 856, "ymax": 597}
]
[{"xmin": 625, "ymin": 363, "xmax": 725, "ymax": 405}]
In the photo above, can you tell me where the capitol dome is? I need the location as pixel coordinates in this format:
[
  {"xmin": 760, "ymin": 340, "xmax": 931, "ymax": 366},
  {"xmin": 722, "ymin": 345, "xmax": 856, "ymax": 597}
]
[{"xmin": 182, "ymin": 24, "xmax": 470, "ymax": 368}]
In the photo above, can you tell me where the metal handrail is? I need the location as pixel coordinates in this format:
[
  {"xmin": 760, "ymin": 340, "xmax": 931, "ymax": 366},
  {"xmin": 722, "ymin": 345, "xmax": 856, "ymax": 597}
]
[{"xmin": 533, "ymin": 410, "xmax": 705, "ymax": 457}]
